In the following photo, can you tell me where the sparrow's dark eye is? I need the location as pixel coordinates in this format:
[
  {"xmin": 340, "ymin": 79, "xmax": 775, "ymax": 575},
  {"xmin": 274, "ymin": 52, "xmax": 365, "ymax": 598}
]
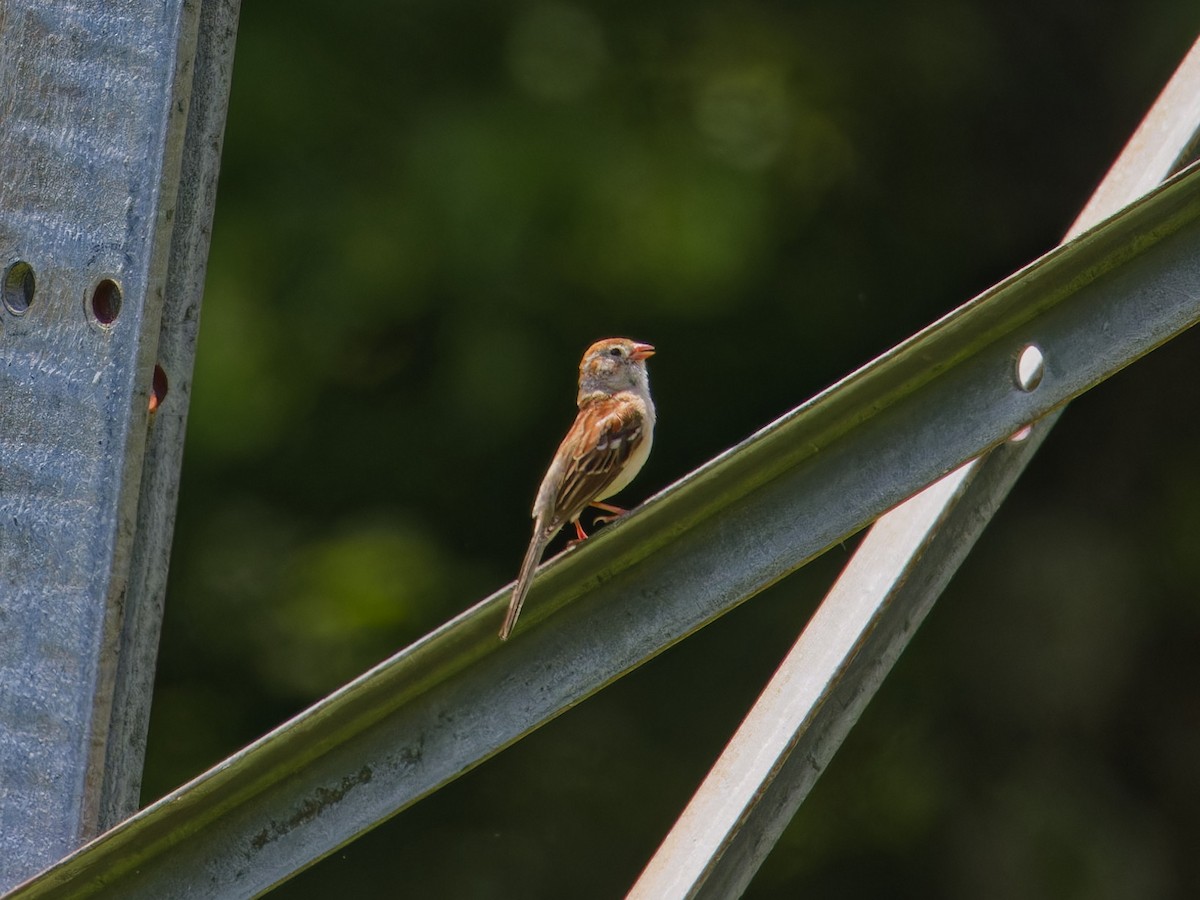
[{"xmin": 609, "ymin": 347, "xmax": 623, "ymax": 357}]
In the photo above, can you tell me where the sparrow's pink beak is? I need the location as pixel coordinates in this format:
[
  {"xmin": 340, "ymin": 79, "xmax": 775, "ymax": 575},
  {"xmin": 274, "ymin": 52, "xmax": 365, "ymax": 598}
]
[{"xmin": 629, "ymin": 342, "xmax": 655, "ymax": 361}]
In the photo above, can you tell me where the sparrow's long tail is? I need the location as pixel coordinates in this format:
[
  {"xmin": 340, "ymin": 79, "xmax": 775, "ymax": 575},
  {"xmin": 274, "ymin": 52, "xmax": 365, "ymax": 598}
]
[{"xmin": 500, "ymin": 518, "xmax": 553, "ymax": 640}]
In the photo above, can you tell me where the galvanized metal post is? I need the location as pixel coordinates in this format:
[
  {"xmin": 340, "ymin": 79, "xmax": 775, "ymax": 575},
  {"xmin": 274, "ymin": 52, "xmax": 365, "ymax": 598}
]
[{"xmin": 0, "ymin": 0, "xmax": 238, "ymax": 889}]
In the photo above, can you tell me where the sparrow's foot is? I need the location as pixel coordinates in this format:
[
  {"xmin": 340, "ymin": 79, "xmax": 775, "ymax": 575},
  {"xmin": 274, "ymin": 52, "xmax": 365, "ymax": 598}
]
[{"xmin": 590, "ymin": 500, "xmax": 629, "ymax": 525}]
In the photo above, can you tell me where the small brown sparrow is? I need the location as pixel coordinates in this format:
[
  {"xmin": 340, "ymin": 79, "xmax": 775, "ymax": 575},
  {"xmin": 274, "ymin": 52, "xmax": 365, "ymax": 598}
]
[{"xmin": 500, "ymin": 338, "xmax": 657, "ymax": 640}]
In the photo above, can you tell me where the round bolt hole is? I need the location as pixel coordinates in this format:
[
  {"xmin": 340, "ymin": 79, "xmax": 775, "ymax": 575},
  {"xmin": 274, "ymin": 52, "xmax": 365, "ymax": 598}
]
[
  {"xmin": 91, "ymin": 278, "xmax": 123, "ymax": 325},
  {"xmin": 149, "ymin": 363, "xmax": 169, "ymax": 413},
  {"xmin": 3, "ymin": 260, "xmax": 36, "ymax": 315},
  {"xmin": 1015, "ymin": 344, "xmax": 1044, "ymax": 392}
]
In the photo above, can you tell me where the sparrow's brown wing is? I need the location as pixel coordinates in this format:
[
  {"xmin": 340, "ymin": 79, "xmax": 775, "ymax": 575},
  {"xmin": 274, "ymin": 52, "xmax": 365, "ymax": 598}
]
[{"xmin": 552, "ymin": 395, "xmax": 646, "ymax": 523}]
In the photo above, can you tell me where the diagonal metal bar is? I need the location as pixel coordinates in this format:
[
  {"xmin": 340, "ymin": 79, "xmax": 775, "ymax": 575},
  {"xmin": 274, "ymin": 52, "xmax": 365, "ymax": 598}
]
[
  {"xmin": 11, "ymin": 153, "xmax": 1200, "ymax": 898},
  {"xmin": 628, "ymin": 35, "xmax": 1200, "ymax": 899},
  {"xmin": 629, "ymin": 436, "xmax": 1052, "ymax": 900}
]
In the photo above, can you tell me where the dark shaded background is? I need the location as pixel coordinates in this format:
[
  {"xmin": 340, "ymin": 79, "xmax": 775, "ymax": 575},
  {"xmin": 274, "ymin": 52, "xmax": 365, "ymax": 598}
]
[{"xmin": 141, "ymin": 2, "xmax": 1200, "ymax": 896}]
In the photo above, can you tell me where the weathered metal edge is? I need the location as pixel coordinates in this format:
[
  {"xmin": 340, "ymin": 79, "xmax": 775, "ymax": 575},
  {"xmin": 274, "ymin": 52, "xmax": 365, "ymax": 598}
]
[{"xmin": 96, "ymin": 0, "xmax": 243, "ymax": 834}]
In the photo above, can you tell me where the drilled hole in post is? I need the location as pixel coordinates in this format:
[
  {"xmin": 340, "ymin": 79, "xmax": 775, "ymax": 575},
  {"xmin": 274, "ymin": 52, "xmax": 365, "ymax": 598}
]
[
  {"xmin": 90, "ymin": 278, "xmax": 123, "ymax": 325},
  {"xmin": 3, "ymin": 261, "xmax": 36, "ymax": 314},
  {"xmin": 1015, "ymin": 344, "xmax": 1044, "ymax": 392},
  {"xmin": 149, "ymin": 364, "xmax": 169, "ymax": 413}
]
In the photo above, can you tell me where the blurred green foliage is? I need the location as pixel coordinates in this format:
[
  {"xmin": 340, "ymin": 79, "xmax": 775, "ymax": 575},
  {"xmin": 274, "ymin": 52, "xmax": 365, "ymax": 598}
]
[{"xmin": 145, "ymin": 0, "xmax": 1200, "ymax": 896}]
